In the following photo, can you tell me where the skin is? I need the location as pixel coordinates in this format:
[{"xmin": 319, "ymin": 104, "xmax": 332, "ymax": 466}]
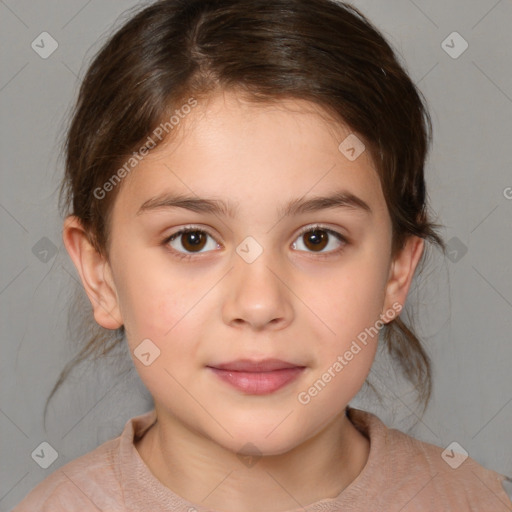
[{"xmin": 63, "ymin": 90, "xmax": 424, "ymax": 512}]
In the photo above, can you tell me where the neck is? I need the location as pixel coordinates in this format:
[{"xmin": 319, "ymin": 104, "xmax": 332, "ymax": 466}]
[{"xmin": 135, "ymin": 406, "xmax": 370, "ymax": 512}]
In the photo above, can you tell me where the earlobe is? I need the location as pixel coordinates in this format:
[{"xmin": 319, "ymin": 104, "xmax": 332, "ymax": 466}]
[
  {"xmin": 382, "ymin": 236, "xmax": 424, "ymax": 321},
  {"xmin": 62, "ymin": 216, "xmax": 123, "ymax": 330}
]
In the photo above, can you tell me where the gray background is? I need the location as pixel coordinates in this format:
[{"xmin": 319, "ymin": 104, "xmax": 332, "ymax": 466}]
[{"xmin": 1, "ymin": 0, "xmax": 511, "ymax": 509}]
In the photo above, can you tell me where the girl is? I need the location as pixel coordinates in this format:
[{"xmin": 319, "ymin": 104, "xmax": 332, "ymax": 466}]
[{"xmin": 13, "ymin": 0, "xmax": 512, "ymax": 510}]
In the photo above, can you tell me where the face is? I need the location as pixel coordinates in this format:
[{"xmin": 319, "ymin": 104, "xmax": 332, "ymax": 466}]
[{"xmin": 81, "ymin": 91, "xmax": 416, "ymax": 456}]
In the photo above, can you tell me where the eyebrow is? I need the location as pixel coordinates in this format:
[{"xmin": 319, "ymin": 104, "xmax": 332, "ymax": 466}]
[{"xmin": 136, "ymin": 190, "xmax": 372, "ymax": 218}]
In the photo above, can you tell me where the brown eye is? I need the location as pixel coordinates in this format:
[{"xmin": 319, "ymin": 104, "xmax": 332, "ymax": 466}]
[
  {"xmin": 179, "ymin": 231, "xmax": 207, "ymax": 252},
  {"xmin": 292, "ymin": 226, "xmax": 346, "ymax": 255},
  {"xmin": 303, "ymin": 229, "xmax": 329, "ymax": 251},
  {"xmin": 166, "ymin": 228, "xmax": 219, "ymax": 256}
]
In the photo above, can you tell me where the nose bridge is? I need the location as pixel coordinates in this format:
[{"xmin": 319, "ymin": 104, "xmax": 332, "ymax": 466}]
[{"xmin": 222, "ymin": 235, "xmax": 293, "ymax": 330}]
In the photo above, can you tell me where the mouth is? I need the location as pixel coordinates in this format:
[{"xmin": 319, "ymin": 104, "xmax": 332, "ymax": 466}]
[{"xmin": 206, "ymin": 358, "xmax": 306, "ymax": 395}]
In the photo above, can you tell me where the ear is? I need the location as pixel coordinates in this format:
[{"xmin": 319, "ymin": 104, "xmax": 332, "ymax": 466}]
[
  {"xmin": 382, "ymin": 236, "xmax": 424, "ymax": 322},
  {"xmin": 62, "ymin": 216, "xmax": 123, "ymax": 330}
]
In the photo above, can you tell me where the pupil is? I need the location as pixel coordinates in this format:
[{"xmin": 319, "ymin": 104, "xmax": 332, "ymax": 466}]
[
  {"xmin": 305, "ymin": 229, "xmax": 328, "ymax": 251},
  {"xmin": 187, "ymin": 232, "xmax": 202, "ymax": 245},
  {"xmin": 309, "ymin": 230, "xmax": 324, "ymax": 244},
  {"xmin": 182, "ymin": 231, "xmax": 206, "ymax": 252},
  {"xmin": 310, "ymin": 231, "xmax": 321, "ymax": 244}
]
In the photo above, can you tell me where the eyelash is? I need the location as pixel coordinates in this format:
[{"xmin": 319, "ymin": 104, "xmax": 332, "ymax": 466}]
[{"xmin": 162, "ymin": 224, "xmax": 348, "ymax": 261}]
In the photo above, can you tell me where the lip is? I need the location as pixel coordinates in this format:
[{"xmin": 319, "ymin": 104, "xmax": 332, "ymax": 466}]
[
  {"xmin": 206, "ymin": 359, "xmax": 306, "ymax": 395},
  {"xmin": 209, "ymin": 358, "xmax": 303, "ymax": 372}
]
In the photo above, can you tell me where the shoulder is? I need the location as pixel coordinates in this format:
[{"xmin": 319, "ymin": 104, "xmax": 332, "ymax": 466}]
[
  {"xmin": 11, "ymin": 437, "xmax": 123, "ymax": 512},
  {"xmin": 348, "ymin": 407, "xmax": 512, "ymax": 511},
  {"xmin": 12, "ymin": 409, "xmax": 158, "ymax": 512},
  {"xmin": 390, "ymin": 426, "xmax": 512, "ymax": 507}
]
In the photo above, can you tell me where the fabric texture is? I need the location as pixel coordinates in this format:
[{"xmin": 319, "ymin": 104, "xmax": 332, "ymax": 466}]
[{"xmin": 12, "ymin": 407, "xmax": 512, "ymax": 511}]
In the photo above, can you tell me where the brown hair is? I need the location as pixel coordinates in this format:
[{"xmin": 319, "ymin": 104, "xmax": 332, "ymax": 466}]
[{"xmin": 46, "ymin": 0, "xmax": 445, "ymax": 425}]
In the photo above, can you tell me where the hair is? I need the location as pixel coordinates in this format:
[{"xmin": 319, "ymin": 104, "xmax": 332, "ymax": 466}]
[{"xmin": 45, "ymin": 0, "xmax": 445, "ymax": 426}]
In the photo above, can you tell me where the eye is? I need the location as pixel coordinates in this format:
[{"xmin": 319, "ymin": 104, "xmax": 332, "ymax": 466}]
[
  {"xmin": 291, "ymin": 225, "xmax": 347, "ymax": 256},
  {"xmin": 162, "ymin": 224, "xmax": 348, "ymax": 261},
  {"xmin": 163, "ymin": 226, "xmax": 220, "ymax": 259}
]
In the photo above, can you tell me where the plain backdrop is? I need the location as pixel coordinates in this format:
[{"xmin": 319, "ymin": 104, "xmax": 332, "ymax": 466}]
[{"xmin": 1, "ymin": 0, "xmax": 511, "ymax": 510}]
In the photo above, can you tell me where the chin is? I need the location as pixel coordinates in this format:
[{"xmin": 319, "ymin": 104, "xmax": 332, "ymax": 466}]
[{"xmin": 212, "ymin": 422, "xmax": 303, "ymax": 458}]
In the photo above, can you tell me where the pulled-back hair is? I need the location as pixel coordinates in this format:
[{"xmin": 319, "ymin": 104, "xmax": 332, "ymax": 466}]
[{"xmin": 46, "ymin": 0, "xmax": 445, "ymax": 424}]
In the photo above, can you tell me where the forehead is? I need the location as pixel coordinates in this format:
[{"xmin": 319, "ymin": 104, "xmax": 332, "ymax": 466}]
[{"xmin": 113, "ymin": 91, "xmax": 386, "ymax": 219}]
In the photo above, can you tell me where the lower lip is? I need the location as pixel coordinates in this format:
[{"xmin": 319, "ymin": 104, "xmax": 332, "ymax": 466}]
[{"xmin": 207, "ymin": 367, "xmax": 305, "ymax": 395}]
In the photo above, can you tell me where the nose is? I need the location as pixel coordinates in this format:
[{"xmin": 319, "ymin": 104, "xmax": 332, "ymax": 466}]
[{"xmin": 221, "ymin": 248, "xmax": 294, "ymax": 332}]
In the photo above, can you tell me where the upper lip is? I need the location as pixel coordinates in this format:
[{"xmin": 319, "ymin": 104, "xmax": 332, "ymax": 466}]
[{"xmin": 208, "ymin": 358, "xmax": 305, "ymax": 372}]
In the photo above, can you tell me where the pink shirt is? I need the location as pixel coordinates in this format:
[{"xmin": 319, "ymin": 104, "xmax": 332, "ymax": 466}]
[{"xmin": 13, "ymin": 407, "xmax": 512, "ymax": 511}]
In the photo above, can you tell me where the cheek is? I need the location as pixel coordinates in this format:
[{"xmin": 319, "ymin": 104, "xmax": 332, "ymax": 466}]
[
  {"xmin": 115, "ymin": 251, "xmax": 216, "ymax": 374},
  {"xmin": 113, "ymin": 249, "xmax": 192, "ymax": 344},
  {"xmin": 294, "ymin": 264, "xmax": 385, "ymax": 414},
  {"xmin": 299, "ymin": 246, "xmax": 390, "ymax": 395},
  {"xmin": 117, "ymin": 260, "xmax": 205, "ymax": 395},
  {"xmin": 318, "ymin": 255, "xmax": 388, "ymax": 337}
]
